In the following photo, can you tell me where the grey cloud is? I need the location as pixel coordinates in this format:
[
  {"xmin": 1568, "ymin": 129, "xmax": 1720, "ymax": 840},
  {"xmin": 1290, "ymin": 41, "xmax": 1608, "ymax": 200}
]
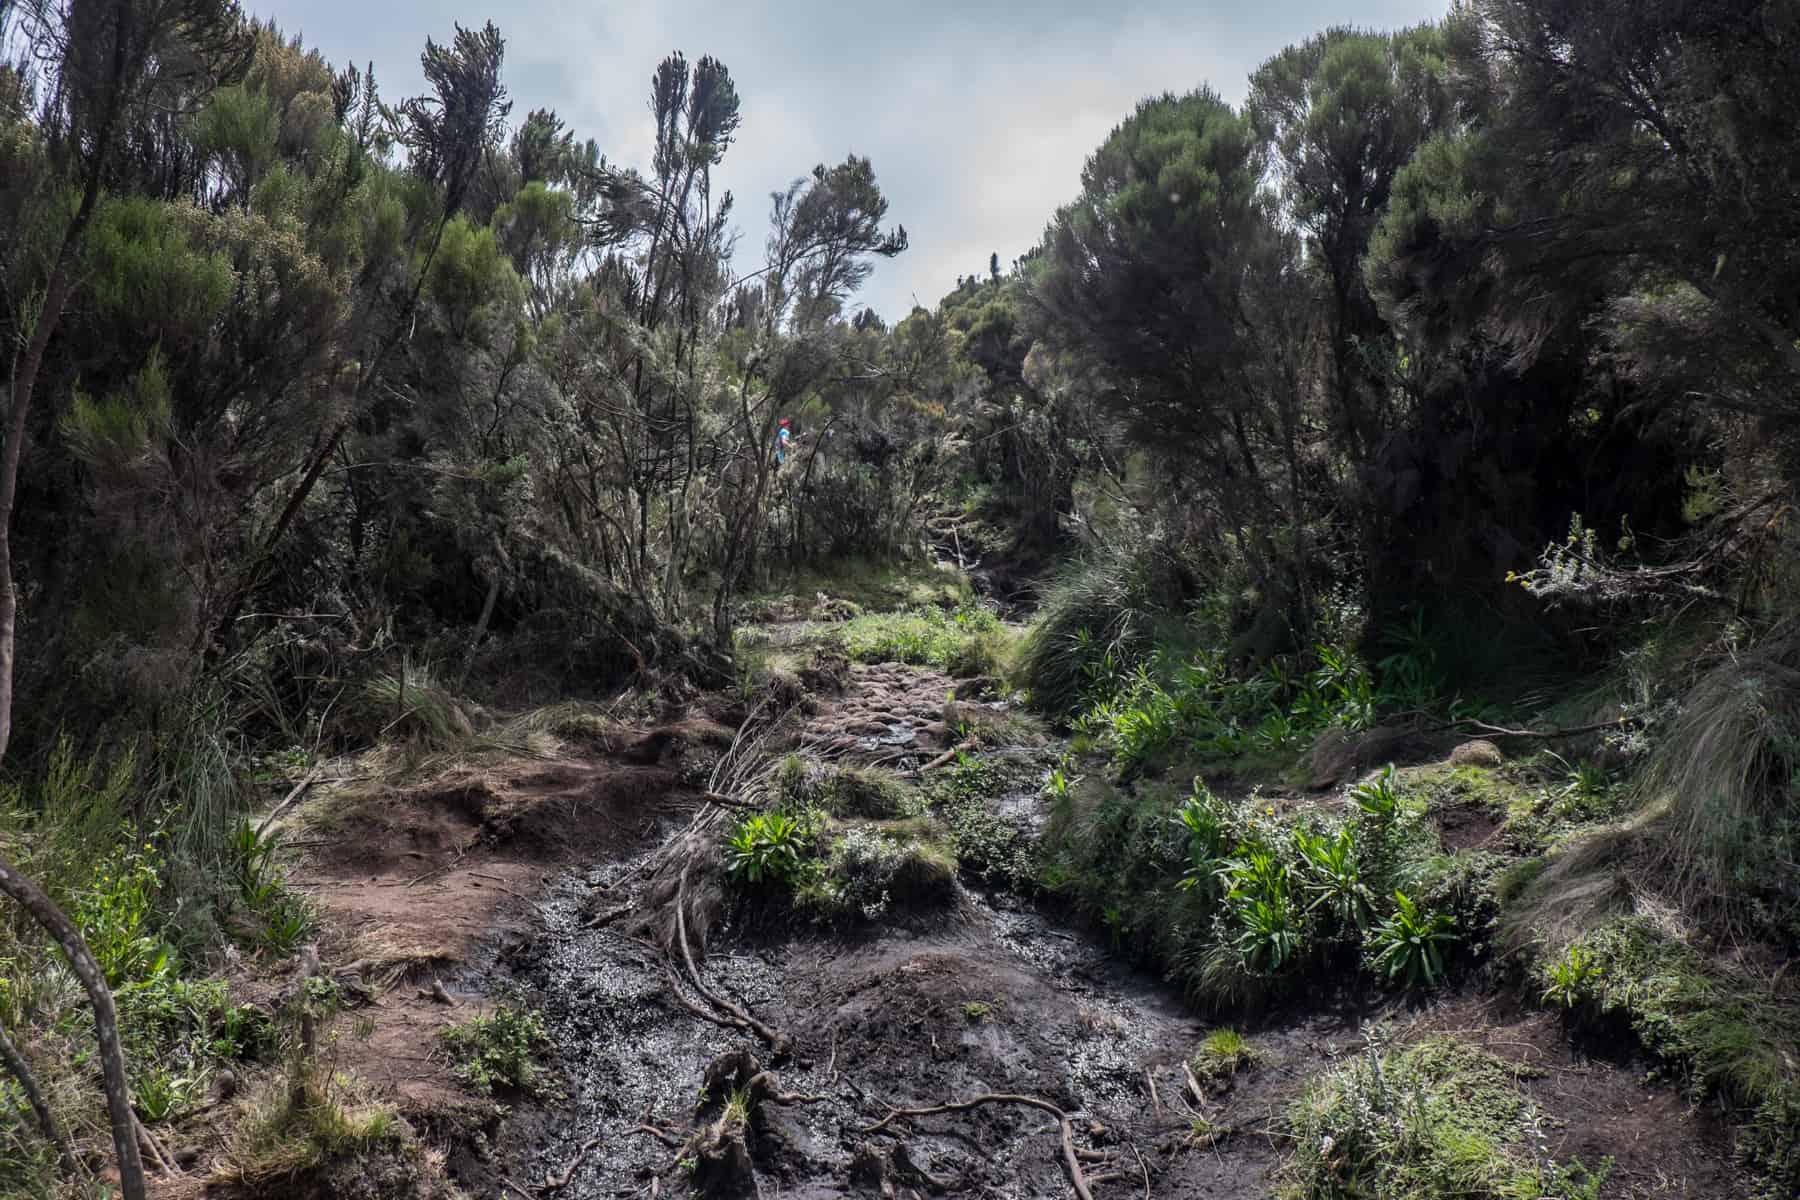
[{"xmin": 255, "ymin": 0, "xmax": 1448, "ymax": 319}]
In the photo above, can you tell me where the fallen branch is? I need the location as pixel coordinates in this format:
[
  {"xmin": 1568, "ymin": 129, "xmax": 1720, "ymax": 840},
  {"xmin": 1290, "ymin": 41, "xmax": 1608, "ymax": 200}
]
[
  {"xmin": 1144, "ymin": 1067, "xmax": 1162, "ymax": 1119},
  {"xmin": 1182, "ymin": 1061, "xmax": 1206, "ymax": 1109},
  {"xmin": 542, "ymin": 1136, "xmax": 602, "ymax": 1192},
  {"xmin": 254, "ymin": 766, "xmax": 325, "ymax": 839},
  {"xmin": 134, "ymin": 1115, "xmax": 177, "ymax": 1177},
  {"xmin": 902, "ymin": 739, "xmax": 977, "ymax": 777},
  {"xmin": 1429, "ymin": 717, "xmax": 1630, "ymax": 741},
  {"xmin": 860, "ymin": 1093, "xmax": 1093, "ymax": 1200},
  {"xmin": 405, "ymin": 843, "xmax": 470, "ymax": 888},
  {"xmin": 0, "ymin": 856, "xmax": 146, "ymax": 1199}
]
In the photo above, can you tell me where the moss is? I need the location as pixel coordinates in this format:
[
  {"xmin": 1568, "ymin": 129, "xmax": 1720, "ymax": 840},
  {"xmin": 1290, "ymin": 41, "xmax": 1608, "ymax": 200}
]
[
  {"xmin": 817, "ymin": 766, "xmax": 916, "ymax": 819},
  {"xmin": 1560, "ymin": 915, "xmax": 1798, "ymax": 1185},
  {"xmin": 1404, "ymin": 762, "xmax": 1528, "ymax": 817},
  {"xmin": 806, "ymin": 821, "xmax": 960, "ymax": 920}
]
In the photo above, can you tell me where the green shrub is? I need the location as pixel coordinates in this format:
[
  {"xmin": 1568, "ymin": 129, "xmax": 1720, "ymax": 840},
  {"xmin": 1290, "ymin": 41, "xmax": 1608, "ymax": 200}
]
[
  {"xmin": 1016, "ymin": 539, "xmax": 1173, "ymax": 717},
  {"xmin": 809, "ymin": 825, "xmax": 958, "ymax": 920},
  {"xmin": 724, "ymin": 812, "xmax": 810, "ymax": 886},
  {"xmin": 1283, "ymin": 1036, "xmax": 1609, "ymax": 1200},
  {"xmin": 934, "ymin": 753, "xmax": 1037, "ymax": 886},
  {"xmin": 1349, "ymin": 765, "xmax": 1402, "ymax": 822},
  {"xmin": 1055, "ymin": 632, "xmax": 1399, "ymax": 772},
  {"xmin": 1368, "ymin": 892, "xmax": 1456, "ymax": 990},
  {"xmin": 439, "ymin": 1001, "xmax": 553, "ymax": 1098},
  {"xmin": 1295, "ymin": 824, "xmax": 1371, "ymax": 932},
  {"xmin": 1540, "ymin": 943, "xmax": 1601, "ymax": 1010}
]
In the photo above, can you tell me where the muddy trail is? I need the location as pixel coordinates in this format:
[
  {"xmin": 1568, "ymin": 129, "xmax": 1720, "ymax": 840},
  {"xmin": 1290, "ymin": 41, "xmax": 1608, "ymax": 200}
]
[{"xmin": 393, "ymin": 637, "xmax": 1747, "ymax": 1200}]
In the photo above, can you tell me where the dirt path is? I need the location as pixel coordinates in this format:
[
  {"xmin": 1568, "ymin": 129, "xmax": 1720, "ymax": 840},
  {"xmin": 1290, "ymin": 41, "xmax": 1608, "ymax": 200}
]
[
  {"xmin": 241, "ymin": 632, "xmax": 1747, "ymax": 1200},
  {"xmin": 454, "ymin": 653, "xmax": 1745, "ymax": 1200}
]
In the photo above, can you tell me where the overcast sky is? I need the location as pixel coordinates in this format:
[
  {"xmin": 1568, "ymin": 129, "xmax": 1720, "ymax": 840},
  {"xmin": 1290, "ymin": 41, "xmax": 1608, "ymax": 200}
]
[{"xmin": 253, "ymin": 0, "xmax": 1447, "ymax": 321}]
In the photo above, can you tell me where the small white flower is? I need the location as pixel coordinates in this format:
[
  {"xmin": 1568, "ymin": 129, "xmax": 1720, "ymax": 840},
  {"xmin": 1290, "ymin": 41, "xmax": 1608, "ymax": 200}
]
[{"xmin": 1320, "ymin": 1135, "xmax": 1335, "ymax": 1156}]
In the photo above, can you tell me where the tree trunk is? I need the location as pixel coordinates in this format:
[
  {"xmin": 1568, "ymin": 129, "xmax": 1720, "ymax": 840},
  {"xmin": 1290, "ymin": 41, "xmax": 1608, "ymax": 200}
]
[
  {"xmin": 0, "ymin": 856, "xmax": 145, "ymax": 1200},
  {"xmin": 0, "ymin": 261, "xmax": 79, "ymax": 765}
]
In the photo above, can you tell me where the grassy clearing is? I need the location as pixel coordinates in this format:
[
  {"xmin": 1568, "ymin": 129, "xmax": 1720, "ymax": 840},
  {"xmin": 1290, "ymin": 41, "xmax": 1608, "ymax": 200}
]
[
  {"xmin": 1282, "ymin": 1036, "xmax": 1608, "ymax": 1199},
  {"xmin": 834, "ymin": 603, "xmax": 1015, "ymax": 678},
  {"xmin": 744, "ymin": 557, "xmax": 974, "ymax": 618}
]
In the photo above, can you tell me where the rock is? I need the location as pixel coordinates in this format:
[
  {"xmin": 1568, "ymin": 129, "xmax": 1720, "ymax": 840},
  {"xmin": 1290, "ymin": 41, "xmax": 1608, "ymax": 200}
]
[{"xmin": 1448, "ymin": 739, "xmax": 1504, "ymax": 767}]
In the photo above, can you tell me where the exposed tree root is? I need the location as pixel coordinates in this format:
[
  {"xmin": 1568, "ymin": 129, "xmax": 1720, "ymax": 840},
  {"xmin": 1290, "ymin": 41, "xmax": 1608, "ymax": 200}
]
[
  {"xmin": 672, "ymin": 867, "xmax": 791, "ymax": 1054},
  {"xmin": 628, "ymin": 1124, "xmax": 685, "ymax": 1149},
  {"xmin": 542, "ymin": 1136, "xmax": 602, "ymax": 1192},
  {"xmin": 860, "ymin": 1093, "xmax": 1094, "ymax": 1200}
]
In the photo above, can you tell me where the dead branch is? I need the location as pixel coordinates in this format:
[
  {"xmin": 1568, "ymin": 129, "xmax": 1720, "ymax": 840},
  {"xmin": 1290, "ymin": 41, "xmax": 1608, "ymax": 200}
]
[
  {"xmin": 1143, "ymin": 1067, "xmax": 1161, "ymax": 1119},
  {"xmin": 292, "ymin": 946, "xmax": 320, "ymax": 1111},
  {"xmin": 860, "ymin": 1093, "xmax": 1094, "ymax": 1200},
  {"xmin": 542, "ymin": 1136, "xmax": 602, "ymax": 1192},
  {"xmin": 0, "ymin": 1022, "xmax": 76, "ymax": 1177},
  {"xmin": 134, "ymin": 1115, "xmax": 177, "ymax": 1176},
  {"xmin": 1430, "ymin": 717, "xmax": 1631, "ymax": 741},
  {"xmin": 902, "ymin": 739, "xmax": 978, "ymax": 777},
  {"xmin": 1182, "ymin": 1061, "xmax": 1206, "ymax": 1109},
  {"xmin": 254, "ymin": 766, "xmax": 324, "ymax": 839}
]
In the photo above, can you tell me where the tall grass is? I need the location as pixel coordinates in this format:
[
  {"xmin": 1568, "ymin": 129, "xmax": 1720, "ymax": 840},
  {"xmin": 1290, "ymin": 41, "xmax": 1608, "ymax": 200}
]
[
  {"xmin": 1016, "ymin": 536, "xmax": 1186, "ymax": 716},
  {"xmin": 1635, "ymin": 623, "xmax": 1800, "ymax": 925}
]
